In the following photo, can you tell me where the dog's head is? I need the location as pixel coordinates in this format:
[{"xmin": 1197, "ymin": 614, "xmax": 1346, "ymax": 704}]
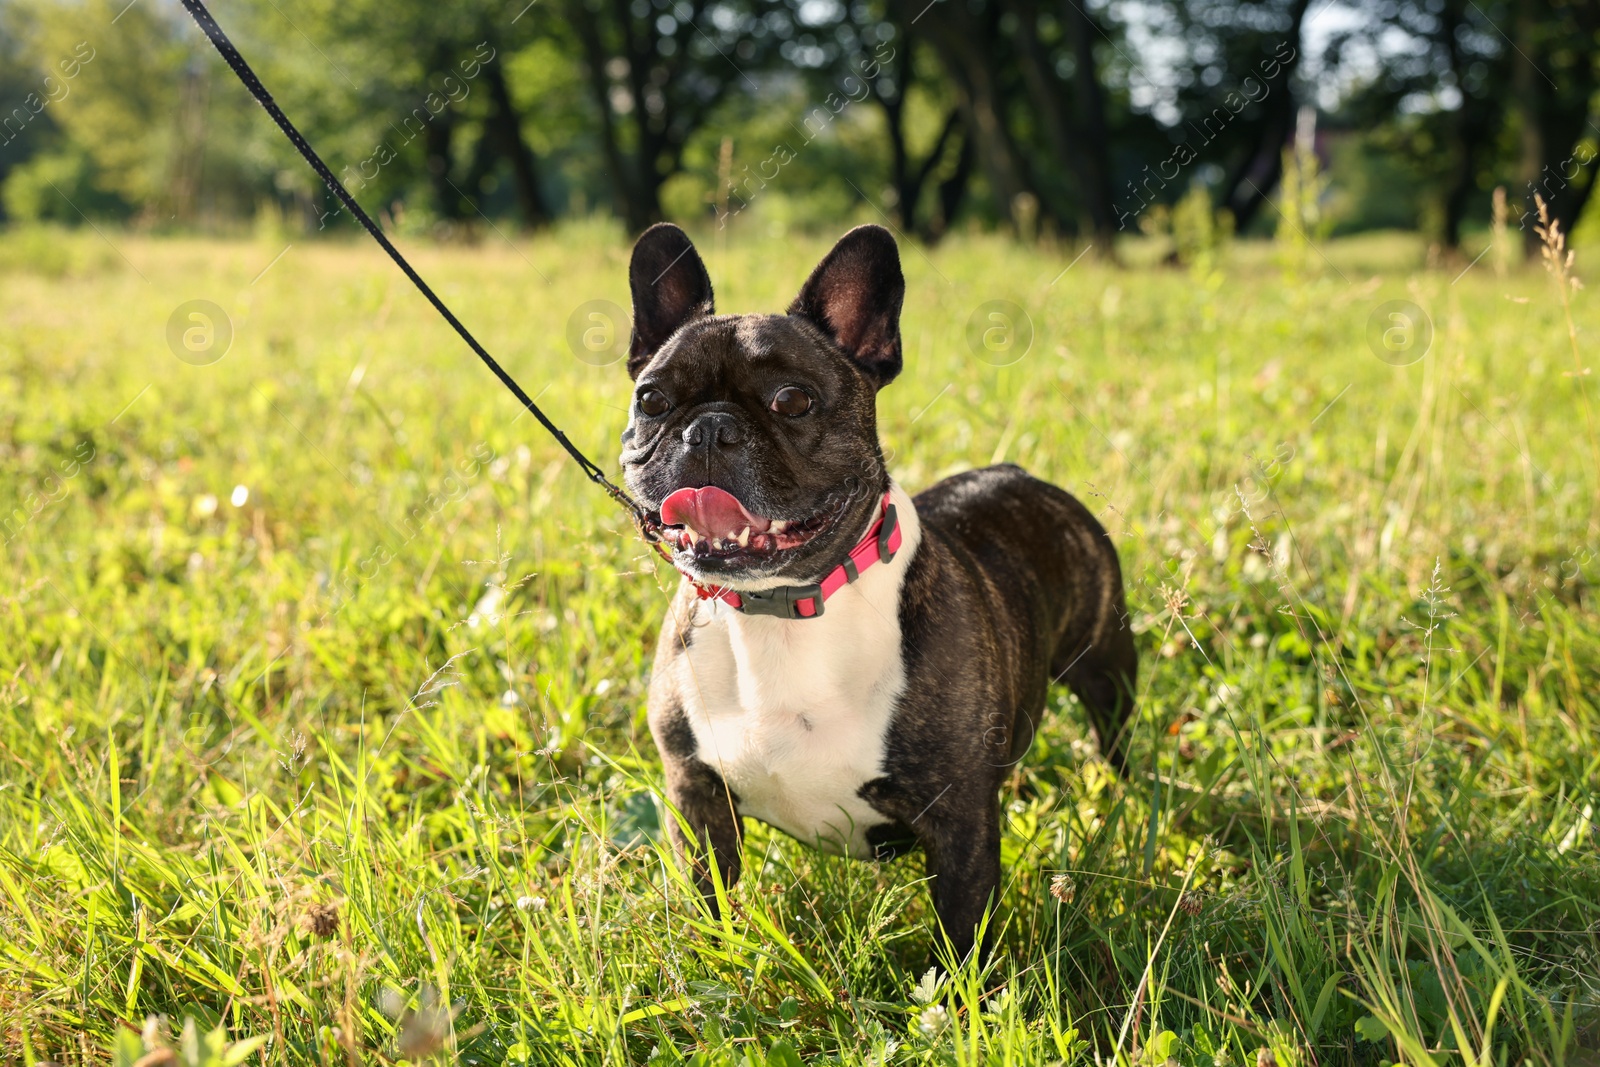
[{"xmin": 618, "ymin": 223, "xmax": 904, "ymax": 588}]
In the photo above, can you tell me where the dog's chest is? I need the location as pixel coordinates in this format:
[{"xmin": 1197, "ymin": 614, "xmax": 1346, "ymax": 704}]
[{"xmin": 680, "ymin": 591, "xmax": 906, "ymax": 860}]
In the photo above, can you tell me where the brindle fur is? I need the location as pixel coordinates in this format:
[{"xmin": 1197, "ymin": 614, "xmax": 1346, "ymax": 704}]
[{"xmin": 624, "ymin": 223, "xmax": 1136, "ymax": 964}]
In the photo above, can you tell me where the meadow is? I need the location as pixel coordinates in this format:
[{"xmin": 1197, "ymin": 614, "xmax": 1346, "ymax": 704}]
[{"xmin": 0, "ymin": 220, "xmax": 1596, "ymax": 1066}]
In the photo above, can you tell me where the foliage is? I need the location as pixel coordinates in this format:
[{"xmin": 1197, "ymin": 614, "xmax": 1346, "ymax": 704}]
[
  {"xmin": 6, "ymin": 0, "xmax": 1599, "ymax": 247},
  {"xmin": 0, "ymin": 225, "xmax": 1598, "ymax": 1064},
  {"xmin": 102, "ymin": 1016, "xmax": 269, "ymax": 1067},
  {"xmin": 1322, "ymin": 0, "xmax": 1600, "ymax": 248},
  {"xmin": 1137, "ymin": 183, "xmax": 1234, "ymax": 276}
]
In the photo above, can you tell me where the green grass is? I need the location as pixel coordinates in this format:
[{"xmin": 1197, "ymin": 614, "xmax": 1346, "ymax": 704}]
[{"xmin": 1, "ymin": 221, "xmax": 1597, "ymax": 1066}]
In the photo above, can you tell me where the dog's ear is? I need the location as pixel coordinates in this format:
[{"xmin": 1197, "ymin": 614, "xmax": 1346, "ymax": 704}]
[
  {"xmin": 628, "ymin": 223, "xmax": 714, "ymax": 379},
  {"xmin": 788, "ymin": 224, "xmax": 904, "ymax": 388}
]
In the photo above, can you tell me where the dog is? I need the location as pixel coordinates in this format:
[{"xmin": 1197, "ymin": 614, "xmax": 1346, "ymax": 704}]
[{"xmin": 620, "ymin": 222, "xmax": 1137, "ymax": 964}]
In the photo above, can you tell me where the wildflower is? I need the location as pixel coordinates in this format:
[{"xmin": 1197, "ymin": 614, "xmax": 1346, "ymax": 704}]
[
  {"xmin": 301, "ymin": 901, "xmax": 339, "ymax": 937},
  {"xmin": 1179, "ymin": 891, "xmax": 1203, "ymax": 917},
  {"xmin": 909, "ymin": 967, "xmax": 940, "ymax": 1005},
  {"xmin": 516, "ymin": 895, "xmax": 547, "ymax": 911},
  {"xmin": 918, "ymin": 1003, "xmax": 949, "ymax": 1038},
  {"xmin": 1049, "ymin": 873, "xmax": 1075, "ymax": 903}
]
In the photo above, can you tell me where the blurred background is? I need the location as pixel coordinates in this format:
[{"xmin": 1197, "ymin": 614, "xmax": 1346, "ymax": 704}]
[{"xmin": 2, "ymin": 0, "xmax": 1599, "ymax": 255}]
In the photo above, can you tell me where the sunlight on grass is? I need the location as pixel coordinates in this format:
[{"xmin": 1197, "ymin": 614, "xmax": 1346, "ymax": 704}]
[{"xmin": 1, "ymin": 225, "xmax": 1597, "ymax": 1065}]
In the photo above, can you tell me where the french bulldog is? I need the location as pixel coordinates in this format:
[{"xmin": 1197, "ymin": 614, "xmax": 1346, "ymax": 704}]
[{"xmin": 620, "ymin": 222, "xmax": 1138, "ymax": 964}]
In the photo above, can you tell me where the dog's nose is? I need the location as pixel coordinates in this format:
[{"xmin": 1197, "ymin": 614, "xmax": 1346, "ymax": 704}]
[{"xmin": 682, "ymin": 411, "xmax": 745, "ymax": 450}]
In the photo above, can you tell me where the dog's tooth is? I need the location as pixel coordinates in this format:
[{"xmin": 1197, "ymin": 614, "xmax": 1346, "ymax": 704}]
[
  {"xmin": 771, "ymin": 519, "xmax": 788, "ymax": 534},
  {"xmin": 736, "ymin": 526, "xmax": 750, "ymax": 548}
]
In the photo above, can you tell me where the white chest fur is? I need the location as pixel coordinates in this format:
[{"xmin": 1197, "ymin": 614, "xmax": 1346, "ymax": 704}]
[{"xmin": 676, "ymin": 484, "xmax": 922, "ymax": 860}]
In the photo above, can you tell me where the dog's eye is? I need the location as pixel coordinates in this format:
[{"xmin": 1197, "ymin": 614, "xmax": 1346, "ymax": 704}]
[
  {"xmin": 770, "ymin": 386, "xmax": 812, "ymax": 416},
  {"xmin": 636, "ymin": 389, "xmax": 671, "ymax": 417}
]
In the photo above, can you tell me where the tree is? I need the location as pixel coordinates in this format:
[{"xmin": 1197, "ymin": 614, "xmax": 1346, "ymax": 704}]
[
  {"xmin": 4, "ymin": 0, "xmax": 234, "ymax": 226},
  {"xmin": 882, "ymin": 0, "xmax": 1156, "ymax": 245},
  {"xmin": 564, "ymin": 0, "xmax": 777, "ymax": 231},
  {"xmin": 1130, "ymin": 0, "xmax": 1311, "ymax": 235},
  {"xmin": 1325, "ymin": 0, "xmax": 1600, "ymax": 251},
  {"xmin": 763, "ymin": 1, "xmax": 973, "ymax": 240},
  {"xmin": 890, "ymin": 0, "xmax": 1033, "ymax": 231},
  {"xmin": 251, "ymin": 0, "xmax": 557, "ymax": 229},
  {"xmin": 1506, "ymin": 0, "xmax": 1600, "ymax": 249}
]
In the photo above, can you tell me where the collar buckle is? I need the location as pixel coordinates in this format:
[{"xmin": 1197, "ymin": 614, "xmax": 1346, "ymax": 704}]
[
  {"xmin": 734, "ymin": 581, "xmax": 825, "ymax": 620},
  {"xmin": 876, "ymin": 503, "xmax": 899, "ymax": 564}
]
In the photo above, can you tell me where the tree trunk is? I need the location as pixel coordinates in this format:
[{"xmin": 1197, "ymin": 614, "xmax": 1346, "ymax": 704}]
[
  {"xmin": 571, "ymin": 5, "xmax": 637, "ymax": 225},
  {"xmin": 1439, "ymin": 0, "xmax": 1475, "ymax": 249},
  {"xmin": 568, "ymin": 0, "xmax": 736, "ymax": 231},
  {"xmin": 867, "ymin": 35, "xmax": 962, "ymax": 236},
  {"xmin": 1513, "ymin": 4, "xmax": 1546, "ymax": 252},
  {"xmin": 615, "ymin": 0, "xmax": 665, "ymax": 228},
  {"xmin": 1442, "ymin": 138, "xmax": 1478, "ymax": 250},
  {"xmin": 1220, "ymin": 0, "xmax": 1311, "ymax": 231},
  {"xmin": 1537, "ymin": 104, "xmax": 1600, "ymax": 244},
  {"xmin": 423, "ymin": 112, "xmax": 460, "ymax": 220},
  {"xmin": 1507, "ymin": 0, "xmax": 1600, "ymax": 250},
  {"xmin": 930, "ymin": 123, "xmax": 975, "ymax": 242},
  {"xmin": 904, "ymin": 0, "xmax": 1031, "ymax": 229},
  {"xmin": 482, "ymin": 54, "xmax": 551, "ymax": 228},
  {"xmin": 956, "ymin": 62, "xmax": 1028, "ymax": 229},
  {"xmin": 1068, "ymin": 0, "xmax": 1117, "ymax": 249},
  {"xmin": 881, "ymin": 95, "xmax": 913, "ymax": 230},
  {"xmin": 872, "ymin": 38, "xmax": 915, "ymax": 231},
  {"xmin": 910, "ymin": 108, "xmax": 962, "ymax": 235},
  {"xmin": 1007, "ymin": 0, "xmax": 1079, "ymax": 230}
]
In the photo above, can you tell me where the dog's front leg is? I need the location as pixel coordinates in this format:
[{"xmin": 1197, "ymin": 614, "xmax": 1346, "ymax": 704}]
[
  {"xmin": 923, "ymin": 799, "xmax": 1002, "ymax": 968},
  {"xmin": 662, "ymin": 757, "xmax": 744, "ymax": 915}
]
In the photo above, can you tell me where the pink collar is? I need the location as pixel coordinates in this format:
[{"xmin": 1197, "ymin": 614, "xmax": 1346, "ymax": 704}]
[{"xmin": 672, "ymin": 492, "xmax": 902, "ymax": 620}]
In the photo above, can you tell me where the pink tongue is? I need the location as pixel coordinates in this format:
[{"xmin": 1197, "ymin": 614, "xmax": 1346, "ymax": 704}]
[{"xmin": 660, "ymin": 486, "xmax": 771, "ymax": 540}]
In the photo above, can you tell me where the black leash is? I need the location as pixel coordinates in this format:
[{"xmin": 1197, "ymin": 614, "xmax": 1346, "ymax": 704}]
[{"xmin": 179, "ymin": 0, "xmax": 654, "ymax": 534}]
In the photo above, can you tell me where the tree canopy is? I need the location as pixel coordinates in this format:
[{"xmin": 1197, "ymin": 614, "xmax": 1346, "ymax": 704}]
[{"xmin": 2, "ymin": 0, "xmax": 1598, "ymax": 248}]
